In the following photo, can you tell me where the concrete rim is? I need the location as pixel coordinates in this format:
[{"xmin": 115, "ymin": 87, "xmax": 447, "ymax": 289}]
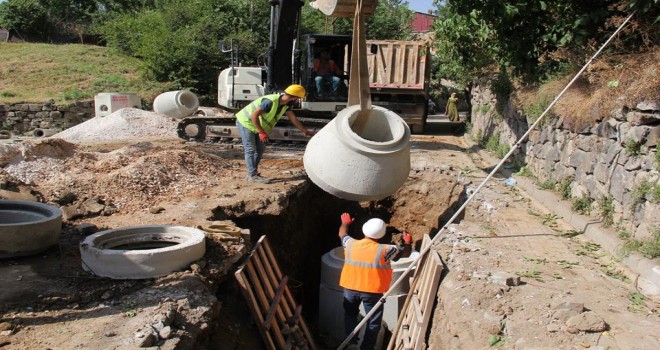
[
  {"xmin": 0, "ymin": 200, "xmax": 63, "ymax": 258},
  {"xmin": 337, "ymin": 105, "xmax": 411, "ymax": 154},
  {"xmin": 80, "ymin": 225, "xmax": 206, "ymax": 279}
]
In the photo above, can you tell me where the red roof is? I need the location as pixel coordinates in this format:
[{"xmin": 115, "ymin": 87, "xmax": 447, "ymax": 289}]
[{"xmin": 411, "ymin": 12, "xmax": 435, "ymax": 33}]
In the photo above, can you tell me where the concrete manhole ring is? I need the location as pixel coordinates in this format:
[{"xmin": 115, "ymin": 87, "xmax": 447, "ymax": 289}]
[
  {"xmin": 0, "ymin": 200, "xmax": 63, "ymax": 259},
  {"xmin": 80, "ymin": 225, "xmax": 206, "ymax": 279}
]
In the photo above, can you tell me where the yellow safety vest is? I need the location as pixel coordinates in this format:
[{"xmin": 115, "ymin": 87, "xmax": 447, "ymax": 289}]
[
  {"xmin": 339, "ymin": 239, "xmax": 393, "ymax": 294},
  {"xmin": 236, "ymin": 94, "xmax": 289, "ymax": 134}
]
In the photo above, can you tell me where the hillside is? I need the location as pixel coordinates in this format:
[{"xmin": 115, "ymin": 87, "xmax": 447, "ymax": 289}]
[{"xmin": 0, "ymin": 42, "xmax": 170, "ymax": 104}]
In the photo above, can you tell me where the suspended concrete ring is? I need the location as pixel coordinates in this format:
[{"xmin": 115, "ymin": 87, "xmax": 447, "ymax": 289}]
[
  {"xmin": 0, "ymin": 200, "xmax": 63, "ymax": 259},
  {"xmin": 80, "ymin": 225, "xmax": 206, "ymax": 279}
]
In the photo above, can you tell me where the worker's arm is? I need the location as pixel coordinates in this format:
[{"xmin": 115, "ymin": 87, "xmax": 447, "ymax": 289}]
[
  {"xmin": 338, "ymin": 212, "xmax": 354, "ymax": 241},
  {"xmin": 285, "ymin": 110, "xmax": 315, "ymax": 137},
  {"xmin": 386, "ymin": 232, "xmax": 413, "ymax": 262},
  {"xmin": 250, "ymin": 108, "xmax": 269, "ymax": 142}
]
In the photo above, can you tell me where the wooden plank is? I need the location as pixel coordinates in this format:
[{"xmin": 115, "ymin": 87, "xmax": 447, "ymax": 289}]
[
  {"xmin": 258, "ymin": 247, "xmax": 294, "ymax": 318},
  {"xmin": 252, "ymin": 248, "xmax": 289, "ymax": 328},
  {"xmin": 263, "ymin": 275, "xmax": 289, "ymax": 331},
  {"xmin": 411, "ymin": 294, "xmax": 423, "ymax": 325},
  {"xmin": 246, "ymin": 261, "xmax": 286, "ymax": 348},
  {"xmin": 235, "ymin": 269, "xmax": 277, "ymax": 349},
  {"xmin": 262, "ymin": 237, "xmax": 316, "ymax": 350}
]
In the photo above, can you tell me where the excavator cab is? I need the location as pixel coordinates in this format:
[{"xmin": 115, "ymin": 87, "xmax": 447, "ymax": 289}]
[{"xmin": 301, "ymin": 35, "xmax": 352, "ymax": 102}]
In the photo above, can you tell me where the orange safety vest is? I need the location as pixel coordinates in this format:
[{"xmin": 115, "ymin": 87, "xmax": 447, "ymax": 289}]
[{"xmin": 339, "ymin": 239, "xmax": 393, "ymax": 293}]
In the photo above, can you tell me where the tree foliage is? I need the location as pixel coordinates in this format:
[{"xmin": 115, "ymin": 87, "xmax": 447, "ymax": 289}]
[{"xmin": 433, "ymin": 0, "xmax": 658, "ymax": 84}]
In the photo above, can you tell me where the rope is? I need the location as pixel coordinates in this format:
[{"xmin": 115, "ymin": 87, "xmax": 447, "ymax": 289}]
[{"xmin": 337, "ymin": 11, "xmax": 636, "ymax": 350}]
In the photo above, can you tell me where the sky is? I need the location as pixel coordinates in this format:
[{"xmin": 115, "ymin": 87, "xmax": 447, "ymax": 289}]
[{"xmin": 408, "ymin": 0, "xmax": 436, "ymax": 14}]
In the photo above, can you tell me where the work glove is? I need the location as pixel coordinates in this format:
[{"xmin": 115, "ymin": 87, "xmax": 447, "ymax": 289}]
[
  {"xmin": 258, "ymin": 131, "xmax": 269, "ymax": 143},
  {"xmin": 340, "ymin": 213, "xmax": 354, "ymax": 225},
  {"xmin": 403, "ymin": 232, "xmax": 412, "ymax": 244},
  {"xmin": 303, "ymin": 129, "xmax": 316, "ymax": 137}
]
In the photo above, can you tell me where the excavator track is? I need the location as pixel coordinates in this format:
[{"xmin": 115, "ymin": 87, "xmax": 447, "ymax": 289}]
[{"xmin": 176, "ymin": 115, "xmax": 330, "ymax": 143}]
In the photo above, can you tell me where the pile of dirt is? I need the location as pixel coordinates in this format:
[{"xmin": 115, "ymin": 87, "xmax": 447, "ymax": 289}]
[
  {"xmin": 0, "ymin": 138, "xmax": 232, "ymax": 211},
  {"xmin": 54, "ymin": 108, "xmax": 179, "ymax": 142}
]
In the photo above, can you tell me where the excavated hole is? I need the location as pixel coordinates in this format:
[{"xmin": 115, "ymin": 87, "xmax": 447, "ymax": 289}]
[{"xmin": 208, "ymin": 180, "xmax": 460, "ymax": 347}]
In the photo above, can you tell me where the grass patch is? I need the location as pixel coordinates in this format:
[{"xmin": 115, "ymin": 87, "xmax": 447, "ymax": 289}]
[
  {"xmin": 515, "ymin": 166, "xmax": 534, "ymax": 178},
  {"xmin": 572, "ymin": 195, "xmax": 592, "ymax": 215},
  {"xmin": 628, "ymin": 292, "xmax": 647, "ymax": 312},
  {"xmin": 0, "ymin": 42, "xmax": 170, "ymax": 104},
  {"xmin": 478, "ymin": 103, "xmax": 492, "ymax": 114},
  {"xmin": 656, "ymin": 150, "xmax": 660, "ymax": 170},
  {"xmin": 538, "ymin": 180, "xmax": 556, "ymax": 190},
  {"xmin": 599, "ymin": 195, "xmax": 615, "ymax": 227},
  {"xmin": 482, "ymin": 132, "xmax": 510, "ymax": 158},
  {"xmin": 624, "ymin": 140, "xmax": 643, "ymax": 157},
  {"xmin": 558, "ymin": 176, "xmax": 574, "ymax": 200},
  {"xmin": 516, "ymin": 270, "xmax": 544, "ymax": 282}
]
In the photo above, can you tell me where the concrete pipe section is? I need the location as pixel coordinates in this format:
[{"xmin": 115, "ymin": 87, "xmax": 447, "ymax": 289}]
[
  {"xmin": 153, "ymin": 90, "xmax": 200, "ymax": 119},
  {"xmin": 318, "ymin": 246, "xmax": 419, "ymax": 340},
  {"xmin": 310, "ymin": 0, "xmax": 378, "ymax": 17},
  {"xmin": 32, "ymin": 129, "xmax": 59, "ymax": 138},
  {"xmin": 80, "ymin": 225, "xmax": 205, "ymax": 279},
  {"xmin": 0, "ymin": 200, "xmax": 63, "ymax": 259},
  {"xmin": 304, "ymin": 105, "xmax": 411, "ymax": 201}
]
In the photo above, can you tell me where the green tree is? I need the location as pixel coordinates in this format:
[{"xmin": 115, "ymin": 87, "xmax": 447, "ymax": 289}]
[{"xmin": 0, "ymin": 0, "xmax": 48, "ymax": 40}]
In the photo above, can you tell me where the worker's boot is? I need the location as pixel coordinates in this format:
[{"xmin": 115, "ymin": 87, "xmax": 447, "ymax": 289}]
[{"xmin": 246, "ymin": 175, "xmax": 271, "ymax": 184}]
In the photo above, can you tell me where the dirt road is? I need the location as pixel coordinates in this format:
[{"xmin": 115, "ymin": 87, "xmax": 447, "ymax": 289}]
[{"xmin": 0, "ymin": 128, "xmax": 657, "ymax": 349}]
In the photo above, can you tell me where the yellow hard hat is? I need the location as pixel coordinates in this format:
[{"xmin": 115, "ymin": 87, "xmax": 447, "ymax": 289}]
[{"xmin": 284, "ymin": 84, "xmax": 306, "ymax": 98}]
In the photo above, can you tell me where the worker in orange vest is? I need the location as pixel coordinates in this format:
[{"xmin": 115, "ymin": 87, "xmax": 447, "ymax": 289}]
[{"xmin": 338, "ymin": 213, "xmax": 412, "ymax": 350}]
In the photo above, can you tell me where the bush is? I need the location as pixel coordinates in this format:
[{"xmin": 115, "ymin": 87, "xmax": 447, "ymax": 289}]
[
  {"xmin": 0, "ymin": 0, "xmax": 47, "ymax": 39},
  {"xmin": 559, "ymin": 176, "xmax": 574, "ymax": 200},
  {"xmin": 599, "ymin": 195, "xmax": 615, "ymax": 227},
  {"xmin": 572, "ymin": 195, "xmax": 592, "ymax": 215},
  {"xmin": 624, "ymin": 140, "xmax": 643, "ymax": 157}
]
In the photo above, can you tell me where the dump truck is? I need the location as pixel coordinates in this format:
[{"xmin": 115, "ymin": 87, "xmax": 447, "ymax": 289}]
[{"xmin": 177, "ymin": 0, "xmax": 430, "ymax": 142}]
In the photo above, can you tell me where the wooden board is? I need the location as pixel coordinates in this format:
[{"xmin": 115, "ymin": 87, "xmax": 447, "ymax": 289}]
[
  {"xmin": 387, "ymin": 247, "xmax": 444, "ymax": 350},
  {"xmin": 235, "ymin": 235, "xmax": 316, "ymax": 350}
]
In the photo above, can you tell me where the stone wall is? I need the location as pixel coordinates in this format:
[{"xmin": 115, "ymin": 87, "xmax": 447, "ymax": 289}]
[
  {"xmin": 468, "ymin": 79, "xmax": 660, "ymax": 240},
  {"xmin": 0, "ymin": 100, "xmax": 94, "ymax": 135}
]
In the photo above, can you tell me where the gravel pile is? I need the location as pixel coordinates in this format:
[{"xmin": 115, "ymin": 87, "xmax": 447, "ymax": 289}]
[{"xmin": 54, "ymin": 108, "xmax": 179, "ymax": 142}]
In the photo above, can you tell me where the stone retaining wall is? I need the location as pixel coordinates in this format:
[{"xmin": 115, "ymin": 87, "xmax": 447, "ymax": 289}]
[
  {"xmin": 468, "ymin": 79, "xmax": 660, "ymax": 240},
  {"xmin": 0, "ymin": 100, "xmax": 94, "ymax": 135}
]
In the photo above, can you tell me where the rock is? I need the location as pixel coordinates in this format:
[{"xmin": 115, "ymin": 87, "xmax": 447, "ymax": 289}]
[
  {"xmin": 75, "ymin": 223, "xmax": 98, "ymax": 235},
  {"xmin": 552, "ymin": 302, "xmax": 585, "ymax": 322},
  {"xmin": 547, "ymin": 323, "xmax": 560, "ymax": 333},
  {"xmin": 149, "ymin": 206, "xmax": 165, "ymax": 214},
  {"xmin": 565, "ymin": 311, "xmax": 607, "ymax": 333},
  {"xmin": 488, "ymin": 272, "xmax": 520, "ymax": 286},
  {"xmin": 158, "ymin": 326, "xmax": 171, "ymax": 339},
  {"xmin": 0, "ymin": 322, "xmax": 13, "ymax": 331},
  {"xmin": 137, "ymin": 332, "xmax": 157, "ymax": 347},
  {"xmin": 0, "ymin": 189, "xmax": 36, "ymax": 201},
  {"xmin": 636, "ymin": 101, "xmax": 659, "ymax": 112},
  {"xmin": 53, "ymin": 191, "xmax": 77, "ymax": 205},
  {"xmin": 627, "ymin": 111, "xmax": 659, "ymax": 126},
  {"xmin": 82, "ymin": 198, "xmax": 105, "ymax": 214},
  {"xmin": 61, "ymin": 205, "xmax": 84, "ymax": 221},
  {"xmin": 101, "ymin": 291, "xmax": 112, "ymax": 300}
]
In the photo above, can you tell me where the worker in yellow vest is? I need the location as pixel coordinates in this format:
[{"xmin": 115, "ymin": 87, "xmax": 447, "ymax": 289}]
[
  {"xmin": 338, "ymin": 213, "xmax": 412, "ymax": 350},
  {"xmin": 235, "ymin": 84, "xmax": 315, "ymax": 184}
]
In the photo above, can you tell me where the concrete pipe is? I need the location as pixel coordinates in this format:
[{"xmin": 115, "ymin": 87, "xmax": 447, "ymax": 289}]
[
  {"xmin": 304, "ymin": 105, "xmax": 411, "ymax": 201},
  {"xmin": 79, "ymin": 225, "xmax": 205, "ymax": 279},
  {"xmin": 0, "ymin": 200, "xmax": 63, "ymax": 259},
  {"xmin": 309, "ymin": 0, "xmax": 378, "ymax": 17},
  {"xmin": 32, "ymin": 129, "xmax": 58, "ymax": 138},
  {"xmin": 318, "ymin": 246, "xmax": 418, "ymax": 338},
  {"xmin": 153, "ymin": 90, "xmax": 199, "ymax": 119}
]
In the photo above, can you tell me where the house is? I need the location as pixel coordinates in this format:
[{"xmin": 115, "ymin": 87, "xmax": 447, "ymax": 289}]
[{"xmin": 411, "ymin": 11, "xmax": 436, "ymax": 33}]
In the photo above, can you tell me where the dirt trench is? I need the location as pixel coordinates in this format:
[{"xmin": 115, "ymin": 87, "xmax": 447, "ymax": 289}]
[{"xmin": 199, "ymin": 170, "xmax": 464, "ymax": 349}]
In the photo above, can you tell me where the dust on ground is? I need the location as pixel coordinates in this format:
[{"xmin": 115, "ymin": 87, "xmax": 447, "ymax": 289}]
[{"xmin": 0, "ymin": 110, "xmax": 658, "ymax": 349}]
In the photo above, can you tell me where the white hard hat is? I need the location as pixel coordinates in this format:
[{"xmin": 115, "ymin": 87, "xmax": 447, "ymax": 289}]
[{"xmin": 362, "ymin": 218, "xmax": 386, "ymax": 239}]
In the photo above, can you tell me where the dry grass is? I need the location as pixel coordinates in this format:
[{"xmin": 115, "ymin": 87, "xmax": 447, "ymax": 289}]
[
  {"xmin": 0, "ymin": 42, "xmax": 170, "ymax": 104},
  {"xmin": 516, "ymin": 48, "xmax": 659, "ymax": 132}
]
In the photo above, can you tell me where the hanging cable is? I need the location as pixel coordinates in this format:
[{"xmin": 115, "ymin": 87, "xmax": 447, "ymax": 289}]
[{"xmin": 337, "ymin": 11, "xmax": 636, "ymax": 350}]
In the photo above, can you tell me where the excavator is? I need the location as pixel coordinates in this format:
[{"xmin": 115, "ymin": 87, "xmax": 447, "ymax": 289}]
[{"xmin": 177, "ymin": 0, "xmax": 430, "ymax": 143}]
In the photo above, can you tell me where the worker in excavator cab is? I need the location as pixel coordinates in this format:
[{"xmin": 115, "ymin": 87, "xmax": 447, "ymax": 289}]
[
  {"xmin": 235, "ymin": 84, "xmax": 315, "ymax": 184},
  {"xmin": 313, "ymin": 49, "xmax": 343, "ymax": 97},
  {"xmin": 337, "ymin": 213, "xmax": 412, "ymax": 350}
]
